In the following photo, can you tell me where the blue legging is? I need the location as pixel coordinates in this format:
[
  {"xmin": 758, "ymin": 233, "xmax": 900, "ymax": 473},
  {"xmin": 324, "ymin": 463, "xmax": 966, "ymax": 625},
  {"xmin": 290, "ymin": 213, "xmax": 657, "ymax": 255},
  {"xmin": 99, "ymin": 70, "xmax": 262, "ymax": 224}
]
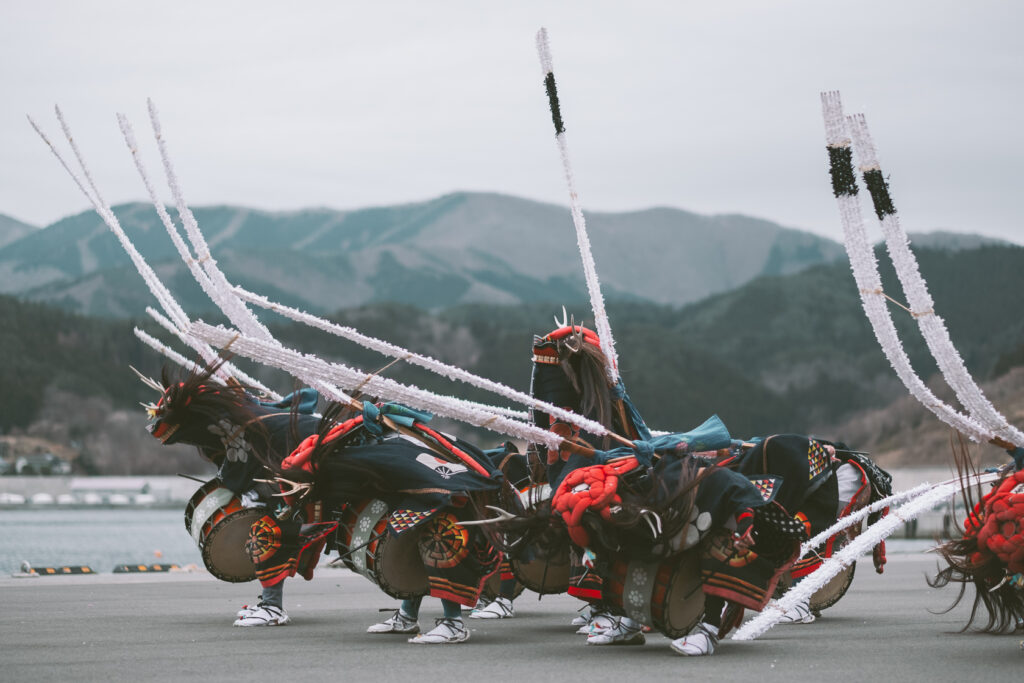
[
  {"xmin": 401, "ymin": 596, "xmax": 462, "ymax": 620},
  {"xmin": 261, "ymin": 581, "xmax": 284, "ymax": 608}
]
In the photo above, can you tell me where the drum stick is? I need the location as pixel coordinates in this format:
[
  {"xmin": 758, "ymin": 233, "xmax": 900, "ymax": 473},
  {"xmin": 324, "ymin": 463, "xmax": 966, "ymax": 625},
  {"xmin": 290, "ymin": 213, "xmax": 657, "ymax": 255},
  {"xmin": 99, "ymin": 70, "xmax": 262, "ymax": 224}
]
[{"xmin": 327, "ymin": 532, "xmax": 381, "ymax": 566}]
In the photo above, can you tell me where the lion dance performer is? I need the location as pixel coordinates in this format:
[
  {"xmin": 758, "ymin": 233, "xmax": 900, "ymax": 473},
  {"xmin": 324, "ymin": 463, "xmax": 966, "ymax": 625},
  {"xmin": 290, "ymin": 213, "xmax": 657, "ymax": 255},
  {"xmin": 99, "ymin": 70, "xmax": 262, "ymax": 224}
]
[
  {"xmin": 144, "ymin": 359, "xmax": 332, "ymax": 627},
  {"xmin": 526, "ymin": 323, "xmax": 884, "ymax": 655},
  {"xmin": 270, "ymin": 399, "xmax": 509, "ymax": 644}
]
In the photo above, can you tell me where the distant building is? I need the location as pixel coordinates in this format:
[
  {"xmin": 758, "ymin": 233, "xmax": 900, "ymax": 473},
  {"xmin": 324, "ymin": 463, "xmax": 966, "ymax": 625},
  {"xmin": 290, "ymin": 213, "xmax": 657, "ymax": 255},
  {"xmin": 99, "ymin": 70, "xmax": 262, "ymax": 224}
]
[
  {"xmin": 0, "ymin": 436, "xmax": 79, "ymax": 476},
  {"xmin": 69, "ymin": 477, "xmax": 173, "ymax": 504},
  {"xmin": 13, "ymin": 453, "xmax": 71, "ymax": 476}
]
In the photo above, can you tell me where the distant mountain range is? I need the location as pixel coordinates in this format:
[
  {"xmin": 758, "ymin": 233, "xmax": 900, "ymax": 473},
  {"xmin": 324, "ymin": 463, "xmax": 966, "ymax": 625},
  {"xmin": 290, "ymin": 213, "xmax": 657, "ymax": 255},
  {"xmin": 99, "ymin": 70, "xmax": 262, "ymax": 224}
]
[
  {"xmin": 0, "ymin": 213, "xmax": 36, "ymax": 250},
  {"xmin": 2, "ymin": 194, "xmax": 1012, "ymax": 321},
  {"xmin": 0, "ymin": 192, "xmax": 854, "ymax": 317}
]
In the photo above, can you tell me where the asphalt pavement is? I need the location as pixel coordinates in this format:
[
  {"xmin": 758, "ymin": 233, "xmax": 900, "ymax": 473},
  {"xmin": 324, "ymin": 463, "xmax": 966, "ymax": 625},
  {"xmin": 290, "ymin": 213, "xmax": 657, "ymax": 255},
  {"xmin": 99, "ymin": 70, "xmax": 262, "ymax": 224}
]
[{"xmin": 1, "ymin": 554, "xmax": 1020, "ymax": 682}]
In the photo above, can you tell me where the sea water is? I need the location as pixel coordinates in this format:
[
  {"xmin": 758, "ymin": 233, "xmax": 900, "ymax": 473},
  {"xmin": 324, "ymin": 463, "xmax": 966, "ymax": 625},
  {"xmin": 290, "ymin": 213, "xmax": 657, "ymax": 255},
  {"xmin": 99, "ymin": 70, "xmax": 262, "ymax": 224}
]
[
  {"xmin": 0, "ymin": 505, "xmax": 939, "ymax": 577},
  {"xmin": 0, "ymin": 507, "xmax": 203, "ymax": 575}
]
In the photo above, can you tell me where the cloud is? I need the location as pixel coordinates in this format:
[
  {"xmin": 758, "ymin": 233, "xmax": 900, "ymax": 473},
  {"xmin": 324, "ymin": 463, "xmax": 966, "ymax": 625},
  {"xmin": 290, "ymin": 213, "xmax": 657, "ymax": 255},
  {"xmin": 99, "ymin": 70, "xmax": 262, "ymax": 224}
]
[{"xmin": 3, "ymin": 1, "xmax": 1023, "ymax": 244}]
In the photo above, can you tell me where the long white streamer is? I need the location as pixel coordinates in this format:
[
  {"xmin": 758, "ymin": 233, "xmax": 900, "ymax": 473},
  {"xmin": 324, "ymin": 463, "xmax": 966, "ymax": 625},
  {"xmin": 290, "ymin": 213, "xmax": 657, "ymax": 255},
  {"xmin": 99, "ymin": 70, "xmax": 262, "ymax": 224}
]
[
  {"xmin": 732, "ymin": 470, "xmax": 1000, "ymax": 641},
  {"xmin": 144, "ymin": 306, "xmax": 277, "ymax": 397},
  {"xmin": 820, "ymin": 92, "xmax": 990, "ymax": 443},
  {"xmin": 233, "ymin": 286, "xmax": 635, "ymax": 434},
  {"xmin": 115, "ymin": 113, "xmax": 281, "ymax": 396},
  {"xmin": 846, "ymin": 114, "xmax": 1024, "ymax": 448},
  {"xmin": 133, "ymin": 328, "xmax": 203, "ymax": 376},
  {"xmin": 28, "ymin": 109, "xmax": 241, "ymax": 384},
  {"xmin": 799, "ymin": 481, "xmax": 930, "ymax": 554},
  {"xmin": 191, "ymin": 321, "xmax": 565, "ymax": 451},
  {"xmin": 145, "ymin": 101, "xmax": 275, "ymax": 344},
  {"xmin": 28, "ymin": 114, "xmax": 186, "ymax": 331},
  {"xmin": 119, "ymin": 104, "xmax": 613, "ymax": 440},
  {"xmin": 135, "ymin": 103, "xmax": 626, "ymax": 437},
  {"xmin": 798, "ymin": 467, "xmax": 1003, "ymax": 554},
  {"xmin": 117, "ymin": 115, "xmax": 233, "ymax": 327},
  {"xmin": 535, "ymin": 28, "xmax": 619, "ymax": 382},
  {"xmin": 124, "ymin": 104, "xmax": 363, "ymax": 409},
  {"xmin": 127, "ymin": 116, "xmax": 538, "ymax": 422}
]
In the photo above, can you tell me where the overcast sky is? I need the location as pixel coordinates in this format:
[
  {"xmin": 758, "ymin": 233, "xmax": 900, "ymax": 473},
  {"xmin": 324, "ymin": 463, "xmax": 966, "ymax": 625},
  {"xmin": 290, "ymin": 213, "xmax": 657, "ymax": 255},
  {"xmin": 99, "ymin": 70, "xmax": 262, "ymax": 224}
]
[{"xmin": 2, "ymin": 1, "xmax": 1022, "ymax": 245}]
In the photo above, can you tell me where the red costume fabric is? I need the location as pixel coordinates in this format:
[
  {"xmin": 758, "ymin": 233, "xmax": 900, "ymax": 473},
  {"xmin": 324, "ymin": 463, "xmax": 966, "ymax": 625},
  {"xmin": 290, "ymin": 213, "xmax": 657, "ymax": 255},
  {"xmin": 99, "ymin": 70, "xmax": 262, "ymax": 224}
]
[
  {"xmin": 552, "ymin": 457, "xmax": 640, "ymax": 548},
  {"xmin": 969, "ymin": 469, "xmax": 1024, "ymax": 574}
]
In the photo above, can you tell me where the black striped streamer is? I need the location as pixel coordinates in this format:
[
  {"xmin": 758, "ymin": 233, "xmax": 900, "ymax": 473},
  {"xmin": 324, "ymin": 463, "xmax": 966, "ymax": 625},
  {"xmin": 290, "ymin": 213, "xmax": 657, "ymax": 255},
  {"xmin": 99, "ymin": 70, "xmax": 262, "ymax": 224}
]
[
  {"xmin": 543, "ymin": 72, "xmax": 565, "ymax": 135},
  {"xmin": 827, "ymin": 145, "xmax": 859, "ymax": 198},
  {"xmin": 862, "ymin": 168, "xmax": 896, "ymax": 219}
]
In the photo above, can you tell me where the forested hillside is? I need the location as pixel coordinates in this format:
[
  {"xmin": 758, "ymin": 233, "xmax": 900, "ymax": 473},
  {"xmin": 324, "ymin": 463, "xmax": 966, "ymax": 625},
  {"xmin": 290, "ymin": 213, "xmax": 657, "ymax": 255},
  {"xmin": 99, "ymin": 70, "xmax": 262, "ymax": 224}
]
[{"xmin": 3, "ymin": 243, "xmax": 1021, "ymax": 472}]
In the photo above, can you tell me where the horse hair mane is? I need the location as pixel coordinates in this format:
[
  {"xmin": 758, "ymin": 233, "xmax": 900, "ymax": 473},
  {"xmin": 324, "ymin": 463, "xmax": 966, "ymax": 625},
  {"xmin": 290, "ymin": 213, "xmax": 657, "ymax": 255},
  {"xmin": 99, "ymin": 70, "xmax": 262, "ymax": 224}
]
[
  {"xmin": 926, "ymin": 434, "xmax": 1024, "ymax": 633},
  {"xmin": 553, "ymin": 335, "xmax": 616, "ymax": 444}
]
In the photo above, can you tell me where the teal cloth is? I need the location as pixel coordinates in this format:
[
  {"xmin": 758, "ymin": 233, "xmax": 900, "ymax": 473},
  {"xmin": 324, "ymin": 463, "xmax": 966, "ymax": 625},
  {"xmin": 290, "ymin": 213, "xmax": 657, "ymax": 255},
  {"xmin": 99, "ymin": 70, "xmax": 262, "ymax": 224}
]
[
  {"xmin": 259, "ymin": 388, "xmax": 319, "ymax": 414},
  {"xmin": 599, "ymin": 414, "xmax": 732, "ymax": 468},
  {"xmin": 362, "ymin": 401, "xmax": 433, "ymax": 437}
]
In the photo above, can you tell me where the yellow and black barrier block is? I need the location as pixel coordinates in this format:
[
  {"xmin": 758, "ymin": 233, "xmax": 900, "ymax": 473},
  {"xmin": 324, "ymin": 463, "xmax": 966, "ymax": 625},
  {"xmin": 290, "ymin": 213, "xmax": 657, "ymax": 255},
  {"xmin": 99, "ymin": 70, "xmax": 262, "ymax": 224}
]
[
  {"xmin": 29, "ymin": 565, "xmax": 96, "ymax": 576},
  {"xmin": 112, "ymin": 563, "xmax": 179, "ymax": 573}
]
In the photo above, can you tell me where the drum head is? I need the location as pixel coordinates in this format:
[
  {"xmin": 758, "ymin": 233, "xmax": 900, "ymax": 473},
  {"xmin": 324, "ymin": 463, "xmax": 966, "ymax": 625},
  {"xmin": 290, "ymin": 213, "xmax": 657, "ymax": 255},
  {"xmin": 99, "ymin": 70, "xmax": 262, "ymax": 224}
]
[
  {"xmin": 776, "ymin": 529, "xmax": 859, "ymax": 612},
  {"xmin": 201, "ymin": 508, "xmax": 263, "ymax": 583},
  {"xmin": 512, "ymin": 551, "xmax": 571, "ymax": 595},
  {"xmin": 810, "ymin": 561, "xmax": 856, "ymax": 612},
  {"xmin": 660, "ymin": 552, "xmax": 705, "ymax": 638},
  {"xmin": 374, "ymin": 530, "xmax": 429, "ymax": 599}
]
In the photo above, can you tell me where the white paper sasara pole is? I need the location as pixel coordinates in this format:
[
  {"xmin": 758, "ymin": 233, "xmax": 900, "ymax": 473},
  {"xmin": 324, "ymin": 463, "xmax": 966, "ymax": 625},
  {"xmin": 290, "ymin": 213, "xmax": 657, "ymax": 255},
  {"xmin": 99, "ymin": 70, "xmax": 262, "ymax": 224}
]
[
  {"xmin": 191, "ymin": 321, "xmax": 566, "ymax": 451},
  {"xmin": 125, "ymin": 103, "xmax": 361, "ymax": 407},
  {"xmin": 799, "ymin": 468, "xmax": 1001, "ymax": 554},
  {"xmin": 234, "ymin": 285, "xmax": 626, "ymax": 435},
  {"xmin": 732, "ymin": 472, "xmax": 999, "ymax": 642},
  {"xmin": 819, "ymin": 91, "xmax": 990, "ymax": 443},
  {"xmin": 535, "ymin": 28, "xmax": 619, "ymax": 383},
  {"xmin": 144, "ymin": 307, "xmax": 276, "ymax": 397},
  {"xmin": 845, "ymin": 112, "xmax": 1023, "ymax": 448},
  {"xmin": 28, "ymin": 109, "xmax": 237, "ymax": 384}
]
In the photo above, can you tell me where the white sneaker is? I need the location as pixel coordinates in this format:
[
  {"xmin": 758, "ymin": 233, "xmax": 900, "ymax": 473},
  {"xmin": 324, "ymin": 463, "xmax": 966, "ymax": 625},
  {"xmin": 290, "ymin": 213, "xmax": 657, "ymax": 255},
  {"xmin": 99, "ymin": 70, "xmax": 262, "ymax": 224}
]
[
  {"xmin": 670, "ymin": 622, "xmax": 718, "ymax": 656},
  {"xmin": 777, "ymin": 599, "xmax": 816, "ymax": 625},
  {"xmin": 586, "ymin": 616, "xmax": 645, "ymax": 645},
  {"xmin": 469, "ymin": 597, "xmax": 515, "ymax": 619},
  {"xmin": 236, "ymin": 598, "xmax": 264, "ymax": 618},
  {"xmin": 367, "ymin": 609, "xmax": 420, "ymax": 634},
  {"xmin": 408, "ymin": 617, "xmax": 470, "ymax": 644},
  {"xmin": 581, "ymin": 611, "xmax": 617, "ymax": 635},
  {"xmin": 574, "ymin": 608, "xmax": 612, "ymax": 635},
  {"xmin": 233, "ymin": 604, "xmax": 290, "ymax": 627},
  {"xmin": 570, "ymin": 605, "xmax": 594, "ymax": 627}
]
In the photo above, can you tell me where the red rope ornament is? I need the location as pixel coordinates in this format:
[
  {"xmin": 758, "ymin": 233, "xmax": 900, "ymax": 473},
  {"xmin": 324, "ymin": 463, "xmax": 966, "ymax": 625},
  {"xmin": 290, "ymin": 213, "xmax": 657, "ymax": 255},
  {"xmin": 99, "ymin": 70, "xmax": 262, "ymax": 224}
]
[
  {"xmin": 282, "ymin": 416, "xmax": 365, "ymax": 474},
  {"xmin": 974, "ymin": 470, "xmax": 1024, "ymax": 574},
  {"xmin": 552, "ymin": 457, "xmax": 640, "ymax": 547}
]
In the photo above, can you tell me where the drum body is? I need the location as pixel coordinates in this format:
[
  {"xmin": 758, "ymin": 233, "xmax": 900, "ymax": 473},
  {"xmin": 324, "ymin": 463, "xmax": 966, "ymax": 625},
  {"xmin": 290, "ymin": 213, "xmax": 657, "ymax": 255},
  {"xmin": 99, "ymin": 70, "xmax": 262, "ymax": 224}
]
[
  {"xmin": 480, "ymin": 566, "xmax": 527, "ymax": 602},
  {"xmin": 776, "ymin": 527, "xmax": 859, "ymax": 611},
  {"xmin": 511, "ymin": 549, "xmax": 571, "ymax": 595},
  {"xmin": 602, "ymin": 551, "xmax": 705, "ymax": 638},
  {"xmin": 337, "ymin": 498, "xmax": 429, "ymax": 599},
  {"xmin": 184, "ymin": 480, "xmax": 261, "ymax": 583},
  {"xmin": 807, "ymin": 541, "xmax": 856, "ymax": 612},
  {"xmin": 778, "ymin": 471, "xmax": 871, "ymax": 612},
  {"xmin": 506, "ymin": 483, "xmax": 570, "ymax": 595},
  {"xmin": 184, "ymin": 478, "xmax": 222, "ymax": 532}
]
